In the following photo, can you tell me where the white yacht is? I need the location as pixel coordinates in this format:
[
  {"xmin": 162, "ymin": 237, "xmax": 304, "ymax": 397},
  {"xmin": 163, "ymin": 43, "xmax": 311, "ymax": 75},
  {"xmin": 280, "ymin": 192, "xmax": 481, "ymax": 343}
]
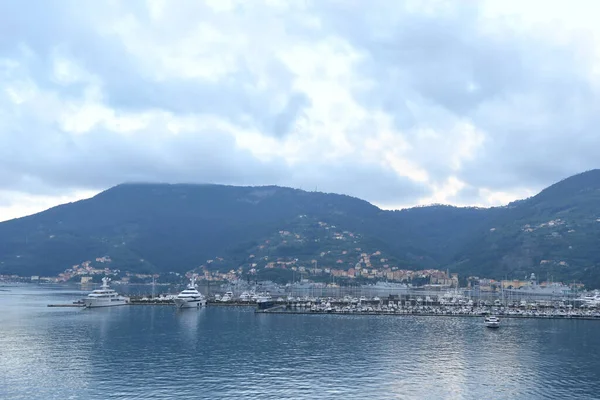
[
  {"xmin": 580, "ymin": 290, "xmax": 600, "ymax": 307},
  {"xmin": 504, "ymin": 273, "xmax": 572, "ymax": 297},
  {"xmin": 239, "ymin": 291, "xmax": 251, "ymax": 301},
  {"xmin": 484, "ymin": 315, "xmax": 500, "ymax": 328},
  {"xmin": 174, "ymin": 277, "xmax": 206, "ymax": 309},
  {"xmin": 83, "ymin": 277, "xmax": 129, "ymax": 308},
  {"xmin": 220, "ymin": 291, "xmax": 233, "ymax": 302},
  {"xmin": 361, "ymin": 281, "xmax": 409, "ymax": 295},
  {"xmin": 256, "ymin": 293, "xmax": 274, "ymax": 310}
]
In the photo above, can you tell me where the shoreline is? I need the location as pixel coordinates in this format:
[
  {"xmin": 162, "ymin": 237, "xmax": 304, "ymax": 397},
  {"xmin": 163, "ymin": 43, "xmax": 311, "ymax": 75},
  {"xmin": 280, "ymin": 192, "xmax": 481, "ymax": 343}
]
[
  {"xmin": 45, "ymin": 300, "xmax": 600, "ymax": 320},
  {"xmin": 255, "ymin": 309, "xmax": 600, "ymax": 320}
]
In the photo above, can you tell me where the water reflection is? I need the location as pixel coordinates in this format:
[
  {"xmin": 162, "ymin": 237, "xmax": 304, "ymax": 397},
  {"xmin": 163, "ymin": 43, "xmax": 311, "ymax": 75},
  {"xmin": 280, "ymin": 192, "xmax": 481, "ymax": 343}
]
[
  {"xmin": 0, "ymin": 287, "xmax": 94, "ymax": 399},
  {"xmin": 3, "ymin": 286, "xmax": 600, "ymax": 399},
  {"xmin": 176, "ymin": 307, "xmax": 206, "ymax": 342},
  {"xmin": 80, "ymin": 306, "xmax": 120, "ymax": 341}
]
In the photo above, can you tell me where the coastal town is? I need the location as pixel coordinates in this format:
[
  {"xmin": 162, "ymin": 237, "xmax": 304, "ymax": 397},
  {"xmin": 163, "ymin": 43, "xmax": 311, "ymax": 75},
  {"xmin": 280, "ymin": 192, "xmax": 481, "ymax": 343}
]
[{"xmin": 0, "ymin": 251, "xmax": 587, "ymax": 297}]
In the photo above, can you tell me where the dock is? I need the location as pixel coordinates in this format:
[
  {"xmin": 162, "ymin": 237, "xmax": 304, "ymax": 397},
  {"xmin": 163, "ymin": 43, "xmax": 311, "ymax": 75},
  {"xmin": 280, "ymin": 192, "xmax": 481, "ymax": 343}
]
[
  {"xmin": 127, "ymin": 299, "xmax": 255, "ymax": 306},
  {"xmin": 47, "ymin": 304, "xmax": 85, "ymax": 307},
  {"xmin": 254, "ymin": 308, "xmax": 600, "ymax": 320},
  {"xmin": 45, "ymin": 292, "xmax": 600, "ymax": 321}
]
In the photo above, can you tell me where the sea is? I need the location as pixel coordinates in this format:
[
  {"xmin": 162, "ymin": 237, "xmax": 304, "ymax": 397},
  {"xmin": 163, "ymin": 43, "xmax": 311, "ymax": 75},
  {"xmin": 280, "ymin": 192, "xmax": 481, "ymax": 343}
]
[{"xmin": 1, "ymin": 284, "xmax": 599, "ymax": 400}]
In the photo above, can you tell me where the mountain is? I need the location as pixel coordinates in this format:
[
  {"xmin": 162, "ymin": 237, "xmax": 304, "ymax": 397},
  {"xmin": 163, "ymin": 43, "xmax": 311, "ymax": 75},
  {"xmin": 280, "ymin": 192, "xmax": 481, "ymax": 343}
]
[
  {"xmin": 0, "ymin": 184, "xmax": 395, "ymax": 276},
  {"xmin": 448, "ymin": 170, "xmax": 600, "ymax": 286},
  {"xmin": 0, "ymin": 170, "xmax": 599, "ymax": 286}
]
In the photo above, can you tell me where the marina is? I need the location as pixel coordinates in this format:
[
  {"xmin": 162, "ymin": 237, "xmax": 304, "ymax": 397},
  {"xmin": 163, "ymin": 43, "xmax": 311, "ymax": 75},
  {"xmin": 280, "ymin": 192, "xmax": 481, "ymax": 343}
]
[
  {"xmin": 254, "ymin": 298, "xmax": 600, "ymax": 320},
  {"xmin": 42, "ymin": 274, "xmax": 600, "ymax": 321},
  {"xmin": 7, "ymin": 284, "xmax": 600, "ymax": 400},
  {"xmin": 81, "ymin": 277, "xmax": 129, "ymax": 308},
  {"xmin": 46, "ymin": 291, "xmax": 600, "ymax": 320},
  {"xmin": 47, "ymin": 303, "xmax": 85, "ymax": 307},
  {"xmin": 173, "ymin": 276, "xmax": 207, "ymax": 309},
  {"xmin": 256, "ymin": 306, "xmax": 600, "ymax": 320}
]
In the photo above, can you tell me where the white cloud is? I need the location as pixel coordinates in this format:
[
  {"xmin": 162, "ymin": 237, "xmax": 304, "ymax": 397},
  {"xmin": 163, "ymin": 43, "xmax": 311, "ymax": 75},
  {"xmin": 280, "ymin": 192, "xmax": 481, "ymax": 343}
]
[
  {"xmin": 0, "ymin": 190, "xmax": 99, "ymax": 222},
  {"xmin": 0, "ymin": 0, "xmax": 599, "ymax": 221}
]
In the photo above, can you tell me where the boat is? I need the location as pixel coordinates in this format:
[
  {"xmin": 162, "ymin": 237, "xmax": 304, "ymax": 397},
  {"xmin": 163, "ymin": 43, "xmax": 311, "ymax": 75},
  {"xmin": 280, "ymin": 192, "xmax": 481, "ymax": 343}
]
[
  {"xmin": 361, "ymin": 281, "xmax": 409, "ymax": 296},
  {"xmin": 503, "ymin": 273, "xmax": 572, "ymax": 298},
  {"xmin": 256, "ymin": 281, "xmax": 286, "ymax": 295},
  {"xmin": 173, "ymin": 277, "xmax": 207, "ymax": 309},
  {"xmin": 579, "ymin": 290, "xmax": 600, "ymax": 307},
  {"xmin": 239, "ymin": 291, "xmax": 252, "ymax": 301},
  {"xmin": 83, "ymin": 277, "xmax": 129, "ymax": 308},
  {"xmin": 220, "ymin": 291, "xmax": 233, "ymax": 302},
  {"xmin": 256, "ymin": 293, "xmax": 274, "ymax": 310},
  {"xmin": 484, "ymin": 315, "xmax": 500, "ymax": 328}
]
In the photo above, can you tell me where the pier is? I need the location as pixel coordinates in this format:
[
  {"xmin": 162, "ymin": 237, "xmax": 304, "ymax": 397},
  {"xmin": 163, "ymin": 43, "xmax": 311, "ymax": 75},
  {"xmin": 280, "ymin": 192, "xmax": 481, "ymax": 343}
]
[
  {"xmin": 47, "ymin": 303, "xmax": 85, "ymax": 307},
  {"xmin": 127, "ymin": 298, "xmax": 256, "ymax": 306},
  {"xmin": 255, "ymin": 305, "xmax": 600, "ymax": 320},
  {"xmin": 46, "ymin": 292, "xmax": 600, "ymax": 320},
  {"xmin": 251, "ymin": 293, "xmax": 600, "ymax": 320}
]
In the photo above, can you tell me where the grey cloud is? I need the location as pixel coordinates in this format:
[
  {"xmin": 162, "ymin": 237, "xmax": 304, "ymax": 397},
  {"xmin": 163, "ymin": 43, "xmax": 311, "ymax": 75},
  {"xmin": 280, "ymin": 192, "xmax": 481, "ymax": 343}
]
[
  {"xmin": 462, "ymin": 83, "xmax": 600, "ymax": 191},
  {"xmin": 286, "ymin": 162, "xmax": 432, "ymax": 206},
  {"xmin": 2, "ymin": 0, "xmax": 600, "ymax": 209},
  {"xmin": 0, "ymin": 123, "xmax": 289, "ymax": 194},
  {"xmin": 270, "ymin": 93, "xmax": 311, "ymax": 137},
  {"xmin": 1, "ymin": 0, "xmax": 435, "ymax": 207},
  {"xmin": 447, "ymin": 185, "xmax": 481, "ymax": 206},
  {"xmin": 0, "ymin": 118, "xmax": 430, "ymax": 206},
  {"xmin": 0, "ymin": 5, "xmax": 310, "ymax": 141},
  {"xmin": 317, "ymin": 2, "xmax": 524, "ymax": 114},
  {"xmin": 98, "ymin": 65, "xmax": 310, "ymax": 138},
  {"xmin": 311, "ymin": 1, "xmax": 600, "ymax": 194},
  {"xmin": 1, "ymin": 1, "xmax": 311, "ymax": 137}
]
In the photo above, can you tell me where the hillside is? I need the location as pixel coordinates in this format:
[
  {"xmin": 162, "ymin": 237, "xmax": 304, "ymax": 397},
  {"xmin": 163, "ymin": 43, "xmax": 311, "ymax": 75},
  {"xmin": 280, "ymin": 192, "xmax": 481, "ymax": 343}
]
[
  {"xmin": 0, "ymin": 170, "xmax": 599, "ymax": 286},
  {"xmin": 0, "ymin": 184, "xmax": 397, "ymax": 276},
  {"xmin": 449, "ymin": 170, "xmax": 600, "ymax": 286}
]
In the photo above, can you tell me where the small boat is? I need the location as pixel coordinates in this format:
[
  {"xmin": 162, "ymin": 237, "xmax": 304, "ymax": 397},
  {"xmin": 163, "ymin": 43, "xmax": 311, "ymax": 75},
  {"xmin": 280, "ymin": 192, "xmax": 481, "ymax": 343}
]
[
  {"xmin": 256, "ymin": 293, "xmax": 274, "ymax": 310},
  {"xmin": 484, "ymin": 315, "xmax": 500, "ymax": 328},
  {"xmin": 220, "ymin": 291, "xmax": 233, "ymax": 302},
  {"xmin": 174, "ymin": 276, "xmax": 206, "ymax": 309},
  {"xmin": 83, "ymin": 277, "xmax": 129, "ymax": 308},
  {"xmin": 239, "ymin": 291, "xmax": 251, "ymax": 301}
]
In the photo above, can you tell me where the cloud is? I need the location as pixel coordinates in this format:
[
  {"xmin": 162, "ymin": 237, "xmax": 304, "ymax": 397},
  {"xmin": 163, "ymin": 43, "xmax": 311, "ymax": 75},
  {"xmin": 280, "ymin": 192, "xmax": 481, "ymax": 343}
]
[{"xmin": 1, "ymin": 0, "xmax": 599, "ymax": 220}]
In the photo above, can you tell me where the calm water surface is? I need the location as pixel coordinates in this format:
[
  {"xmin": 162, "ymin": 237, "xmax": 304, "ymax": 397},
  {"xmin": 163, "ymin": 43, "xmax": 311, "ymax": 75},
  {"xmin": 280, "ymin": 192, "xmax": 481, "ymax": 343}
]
[{"xmin": 1, "ymin": 284, "xmax": 599, "ymax": 399}]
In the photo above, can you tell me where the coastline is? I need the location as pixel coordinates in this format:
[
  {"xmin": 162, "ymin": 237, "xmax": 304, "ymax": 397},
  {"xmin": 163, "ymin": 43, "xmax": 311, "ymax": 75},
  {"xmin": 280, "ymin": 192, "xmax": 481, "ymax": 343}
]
[{"xmin": 255, "ymin": 309, "xmax": 600, "ymax": 320}]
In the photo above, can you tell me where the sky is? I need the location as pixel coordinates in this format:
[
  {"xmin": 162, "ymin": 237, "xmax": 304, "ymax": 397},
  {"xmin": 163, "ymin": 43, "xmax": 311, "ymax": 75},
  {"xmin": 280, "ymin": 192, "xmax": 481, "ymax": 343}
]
[{"xmin": 1, "ymin": 0, "xmax": 600, "ymax": 221}]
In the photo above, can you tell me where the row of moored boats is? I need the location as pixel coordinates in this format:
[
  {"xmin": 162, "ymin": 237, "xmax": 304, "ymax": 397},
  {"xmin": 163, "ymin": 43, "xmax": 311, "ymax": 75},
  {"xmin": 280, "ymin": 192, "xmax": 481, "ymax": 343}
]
[
  {"xmin": 82, "ymin": 277, "xmax": 272, "ymax": 309},
  {"xmin": 82, "ymin": 277, "xmax": 206, "ymax": 309}
]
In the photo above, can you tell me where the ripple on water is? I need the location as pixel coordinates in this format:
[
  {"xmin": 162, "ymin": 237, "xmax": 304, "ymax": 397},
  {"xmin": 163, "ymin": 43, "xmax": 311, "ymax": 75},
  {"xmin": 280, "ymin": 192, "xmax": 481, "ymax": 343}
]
[{"xmin": 2, "ymin": 288, "xmax": 600, "ymax": 399}]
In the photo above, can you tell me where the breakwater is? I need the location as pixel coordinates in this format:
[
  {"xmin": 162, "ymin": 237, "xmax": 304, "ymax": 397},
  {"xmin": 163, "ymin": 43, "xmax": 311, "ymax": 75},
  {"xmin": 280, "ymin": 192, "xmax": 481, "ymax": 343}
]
[
  {"xmin": 256, "ymin": 306, "xmax": 600, "ymax": 320},
  {"xmin": 127, "ymin": 298, "xmax": 255, "ymax": 306},
  {"xmin": 254, "ymin": 296, "xmax": 600, "ymax": 320},
  {"xmin": 47, "ymin": 294, "xmax": 600, "ymax": 320}
]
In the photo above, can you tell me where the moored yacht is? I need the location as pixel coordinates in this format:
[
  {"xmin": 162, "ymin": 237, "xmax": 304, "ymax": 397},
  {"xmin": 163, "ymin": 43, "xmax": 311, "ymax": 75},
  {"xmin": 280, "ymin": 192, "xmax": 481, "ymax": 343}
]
[
  {"xmin": 580, "ymin": 290, "xmax": 600, "ymax": 307},
  {"xmin": 239, "ymin": 291, "xmax": 251, "ymax": 301},
  {"xmin": 174, "ymin": 277, "xmax": 206, "ymax": 309},
  {"xmin": 83, "ymin": 277, "xmax": 129, "ymax": 308},
  {"xmin": 504, "ymin": 273, "xmax": 572, "ymax": 298},
  {"xmin": 484, "ymin": 315, "xmax": 500, "ymax": 328},
  {"xmin": 256, "ymin": 293, "xmax": 274, "ymax": 310},
  {"xmin": 220, "ymin": 291, "xmax": 233, "ymax": 302}
]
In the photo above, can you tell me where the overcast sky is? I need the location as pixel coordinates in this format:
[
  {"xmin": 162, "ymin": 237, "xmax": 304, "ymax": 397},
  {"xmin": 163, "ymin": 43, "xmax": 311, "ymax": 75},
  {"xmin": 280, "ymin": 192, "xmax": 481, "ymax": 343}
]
[{"xmin": 1, "ymin": 0, "xmax": 599, "ymax": 221}]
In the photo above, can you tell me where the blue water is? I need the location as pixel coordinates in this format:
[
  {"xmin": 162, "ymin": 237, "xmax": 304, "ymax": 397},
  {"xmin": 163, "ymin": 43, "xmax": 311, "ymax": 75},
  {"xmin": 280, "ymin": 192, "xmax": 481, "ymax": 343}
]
[{"xmin": 1, "ymin": 284, "xmax": 599, "ymax": 399}]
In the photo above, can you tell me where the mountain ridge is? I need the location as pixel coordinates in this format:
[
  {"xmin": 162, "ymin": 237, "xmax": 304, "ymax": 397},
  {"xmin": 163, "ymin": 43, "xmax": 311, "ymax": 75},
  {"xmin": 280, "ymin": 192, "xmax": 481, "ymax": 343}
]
[{"xmin": 1, "ymin": 170, "xmax": 599, "ymax": 286}]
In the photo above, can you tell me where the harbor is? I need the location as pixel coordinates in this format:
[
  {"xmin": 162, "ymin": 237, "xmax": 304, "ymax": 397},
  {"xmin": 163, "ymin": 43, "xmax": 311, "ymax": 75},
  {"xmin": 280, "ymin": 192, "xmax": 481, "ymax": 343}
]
[
  {"xmin": 45, "ymin": 273, "xmax": 600, "ymax": 320},
  {"xmin": 254, "ymin": 301, "xmax": 600, "ymax": 320},
  {"xmin": 9, "ymin": 283, "xmax": 600, "ymax": 400},
  {"xmin": 249, "ymin": 291, "xmax": 600, "ymax": 320},
  {"xmin": 48, "ymin": 291, "xmax": 600, "ymax": 320}
]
